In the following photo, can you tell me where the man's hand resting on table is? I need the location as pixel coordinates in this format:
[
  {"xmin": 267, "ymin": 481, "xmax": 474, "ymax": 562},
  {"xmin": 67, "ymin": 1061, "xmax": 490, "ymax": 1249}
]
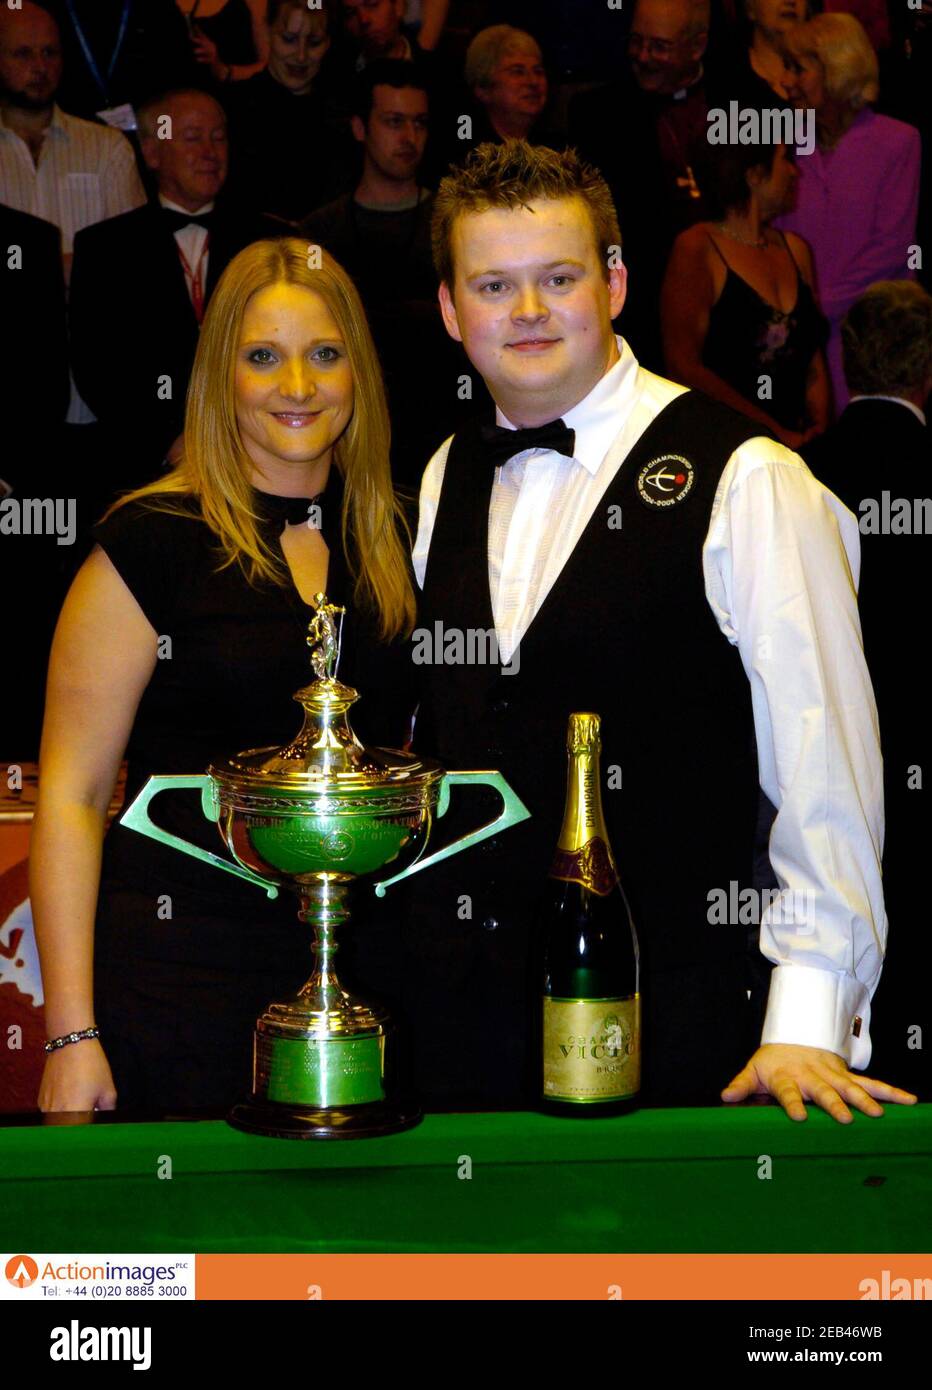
[{"xmin": 722, "ymin": 1044, "xmax": 919, "ymax": 1122}]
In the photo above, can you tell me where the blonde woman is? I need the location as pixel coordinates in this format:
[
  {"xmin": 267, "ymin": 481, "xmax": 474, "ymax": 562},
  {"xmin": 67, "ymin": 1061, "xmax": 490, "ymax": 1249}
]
[
  {"xmin": 775, "ymin": 13, "xmax": 921, "ymax": 412},
  {"xmin": 31, "ymin": 238, "xmax": 416, "ymax": 1114}
]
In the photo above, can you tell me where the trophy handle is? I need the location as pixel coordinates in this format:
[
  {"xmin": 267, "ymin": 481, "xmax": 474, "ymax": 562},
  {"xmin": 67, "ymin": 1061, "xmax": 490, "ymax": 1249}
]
[
  {"xmin": 119, "ymin": 774, "xmax": 280, "ymax": 899},
  {"xmin": 373, "ymin": 771, "xmax": 530, "ymax": 897}
]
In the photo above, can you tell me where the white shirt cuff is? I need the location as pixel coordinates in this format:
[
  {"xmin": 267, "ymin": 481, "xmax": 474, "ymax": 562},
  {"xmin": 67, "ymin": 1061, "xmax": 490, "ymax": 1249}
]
[{"xmin": 761, "ymin": 964, "xmax": 872, "ymax": 1070}]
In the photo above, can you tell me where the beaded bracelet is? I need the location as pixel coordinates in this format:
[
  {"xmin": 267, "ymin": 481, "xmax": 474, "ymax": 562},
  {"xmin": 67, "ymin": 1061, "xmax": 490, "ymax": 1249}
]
[{"xmin": 45, "ymin": 1027, "xmax": 100, "ymax": 1054}]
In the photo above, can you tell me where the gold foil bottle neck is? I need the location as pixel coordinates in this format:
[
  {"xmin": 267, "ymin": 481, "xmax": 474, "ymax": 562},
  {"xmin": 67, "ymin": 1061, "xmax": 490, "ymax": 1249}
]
[
  {"xmin": 566, "ymin": 711, "xmax": 601, "ymax": 753},
  {"xmin": 552, "ymin": 711, "xmax": 617, "ymax": 893}
]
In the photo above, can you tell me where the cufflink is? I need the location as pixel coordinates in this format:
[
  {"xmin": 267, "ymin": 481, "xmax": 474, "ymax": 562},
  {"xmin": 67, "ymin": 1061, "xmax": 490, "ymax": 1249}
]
[{"xmin": 852, "ymin": 1016, "xmax": 862, "ymax": 1038}]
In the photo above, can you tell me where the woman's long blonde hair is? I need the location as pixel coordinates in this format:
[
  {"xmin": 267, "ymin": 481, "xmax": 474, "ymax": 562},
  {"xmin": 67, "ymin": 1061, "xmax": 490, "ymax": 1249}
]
[{"xmin": 100, "ymin": 237, "xmax": 416, "ymax": 641}]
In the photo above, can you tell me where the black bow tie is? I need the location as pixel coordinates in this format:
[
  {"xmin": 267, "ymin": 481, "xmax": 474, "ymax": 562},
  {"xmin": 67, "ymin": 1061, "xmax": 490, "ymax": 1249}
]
[
  {"xmin": 252, "ymin": 490, "xmax": 323, "ymax": 529},
  {"xmin": 479, "ymin": 419, "xmax": 576, "ymax": 470},
  {"xmin": 162, "ymin": 208, "xmax": 214, "ymax": 234}
]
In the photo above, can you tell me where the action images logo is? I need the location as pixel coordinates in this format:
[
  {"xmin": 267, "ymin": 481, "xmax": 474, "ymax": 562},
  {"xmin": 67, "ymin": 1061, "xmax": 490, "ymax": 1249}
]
[{"xmin": 5, "ymin": 1255, "xmax": 38, "ymax": 1288}]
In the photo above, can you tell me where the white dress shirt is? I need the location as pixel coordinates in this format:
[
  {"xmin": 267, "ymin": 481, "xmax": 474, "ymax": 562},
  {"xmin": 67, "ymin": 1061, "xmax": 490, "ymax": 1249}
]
[
  {"xmin": 158, "ymin": 194, "xmax": 214, "ymax": 312},
  {"xmin": 0, "ymin": 103, "xmax": 147, "ymax": 423},
  {"xmin": 0, "ymin": 103, "xmax": 146, "ymax": 256},
  {"xmin": 413, "ymin": 336, "xmax": 886, "ymax": 1070},
  {"xmin": 847, "ymin": 394, "xmax": 927, "ymax": 426}
]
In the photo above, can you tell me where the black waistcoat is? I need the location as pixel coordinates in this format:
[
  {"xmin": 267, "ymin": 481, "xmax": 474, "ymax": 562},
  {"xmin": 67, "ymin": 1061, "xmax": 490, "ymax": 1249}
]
[{"xmin": 386, "ymin": 391, "xmax": 773, "ymax": 1107}]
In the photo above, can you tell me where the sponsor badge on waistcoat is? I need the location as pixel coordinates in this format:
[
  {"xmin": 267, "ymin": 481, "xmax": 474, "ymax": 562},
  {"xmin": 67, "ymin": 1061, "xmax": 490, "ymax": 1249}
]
[{"xmin": 636, "ymin": 454, "xmax": 695, "ymax": 508}]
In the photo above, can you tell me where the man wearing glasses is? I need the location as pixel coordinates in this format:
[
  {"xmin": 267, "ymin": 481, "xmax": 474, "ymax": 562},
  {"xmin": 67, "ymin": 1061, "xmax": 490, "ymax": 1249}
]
[
  {"xmin": 568, "ymin": 0, "xmax": 718, "ymax": 371},
  {"xmin": 626, "ymin": 0, "xmax": 708, "ymax": 93}
]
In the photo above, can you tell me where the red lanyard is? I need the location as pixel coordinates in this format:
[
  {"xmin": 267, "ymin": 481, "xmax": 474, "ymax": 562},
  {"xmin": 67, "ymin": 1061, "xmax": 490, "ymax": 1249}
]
[{"xmin": 175, "ymin": 234, "xmax": 210, "ymax": 324}]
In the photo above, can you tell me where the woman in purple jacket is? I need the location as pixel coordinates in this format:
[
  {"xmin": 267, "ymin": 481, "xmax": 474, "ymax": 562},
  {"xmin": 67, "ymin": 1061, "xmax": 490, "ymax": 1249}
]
[{"xmin": 775, "ymin": 12, "xmax": 921, "ymax": 414}]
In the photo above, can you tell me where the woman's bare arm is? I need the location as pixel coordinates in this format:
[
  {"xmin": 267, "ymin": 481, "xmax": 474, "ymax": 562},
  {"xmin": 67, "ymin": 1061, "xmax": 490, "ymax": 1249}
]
[
  {"xmin": 416, "ymin": 0, "xmax": 450, "ymax": 50},
  {"xmin": 30, "ymin": 544, "xmax": 159, "ymax": 1109},
  {"xmin": 804, "ymin": 349, "xmax": 833, "ymax": 435}
]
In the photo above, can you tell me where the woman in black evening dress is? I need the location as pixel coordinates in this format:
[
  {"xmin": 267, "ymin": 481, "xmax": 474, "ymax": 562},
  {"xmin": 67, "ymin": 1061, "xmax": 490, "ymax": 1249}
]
[
  {"xmin": 31, "ymin": 238, "xmax": 417, "ymax": 1113},
  {"xmin": 176, "ymin": 0, "xmax": 268, "ymax": 83},
  {"xmin": 661, "ymin": 137, "xmax": 831, "ymax": 449}
]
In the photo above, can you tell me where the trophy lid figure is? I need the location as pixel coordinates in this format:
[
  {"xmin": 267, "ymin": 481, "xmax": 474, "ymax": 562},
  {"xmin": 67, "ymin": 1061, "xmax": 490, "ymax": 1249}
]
[{"xmin": 308, "ymin": 594, "xmax": 345, "ymax": 682}]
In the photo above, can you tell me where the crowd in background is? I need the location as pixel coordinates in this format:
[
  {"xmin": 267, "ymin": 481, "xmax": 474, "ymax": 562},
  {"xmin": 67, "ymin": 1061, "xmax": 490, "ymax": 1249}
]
[{"xmin": 1, "ymin": 0, "xmax": 930, "ymax": 754}]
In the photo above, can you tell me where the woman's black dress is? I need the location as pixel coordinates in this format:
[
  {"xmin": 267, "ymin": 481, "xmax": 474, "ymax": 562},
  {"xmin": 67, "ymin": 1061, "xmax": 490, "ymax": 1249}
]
[
  {"xmin": 90, "ymin": 471, "xmax": 414, "ymax": 1111},
  {"xmin": 703, "ymin": 231, "xmax": 829, "ymax": 431}
]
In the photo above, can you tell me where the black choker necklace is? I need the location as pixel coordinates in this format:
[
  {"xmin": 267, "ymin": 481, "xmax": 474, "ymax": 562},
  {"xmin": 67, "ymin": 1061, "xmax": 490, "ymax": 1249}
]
[{"xmin": 252, "ymin": 488, "xmax": 324, "ymax": 528}]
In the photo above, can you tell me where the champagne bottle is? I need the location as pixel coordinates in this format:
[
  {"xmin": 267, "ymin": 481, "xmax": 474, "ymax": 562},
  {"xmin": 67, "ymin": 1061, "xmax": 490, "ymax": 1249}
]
[{"xmin": 541, "ymin": 712, "xmax": 640, "ymax": 1115}]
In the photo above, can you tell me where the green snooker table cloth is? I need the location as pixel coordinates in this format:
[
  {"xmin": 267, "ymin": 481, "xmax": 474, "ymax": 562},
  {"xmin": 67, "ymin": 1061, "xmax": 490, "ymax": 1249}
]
[{"xmin": 2, "ymin": 1104, "xmax": 930, "ymax": 1254}]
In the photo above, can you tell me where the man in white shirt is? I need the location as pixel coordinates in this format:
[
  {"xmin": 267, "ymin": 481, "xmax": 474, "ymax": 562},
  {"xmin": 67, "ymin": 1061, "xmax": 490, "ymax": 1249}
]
[
  {"xmin": 407, "ymin": 139, "xmax": 917, "ymax": 1122},
  {"xmin": 0, "ymin": 2, "xmax": 146, "ymax": 288},
  {"xmin": 0, "ymin": 0, "xmax": 147, "ymax": 459}
]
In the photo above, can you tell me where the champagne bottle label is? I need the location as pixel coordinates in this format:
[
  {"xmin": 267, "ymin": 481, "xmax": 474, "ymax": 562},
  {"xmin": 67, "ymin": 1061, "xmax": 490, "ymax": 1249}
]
[
  {"xmin": 550, "ymin": 836, "xmax": 617, "ymax": 895},
  {"xmin": 543, "ymin": 996, "xmax": 640, "ymax": 1102}
]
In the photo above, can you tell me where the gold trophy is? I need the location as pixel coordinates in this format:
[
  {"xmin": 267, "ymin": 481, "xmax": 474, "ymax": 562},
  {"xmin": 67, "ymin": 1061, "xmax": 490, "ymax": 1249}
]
[{"xmin": 120, "ymin": 597, "xmax": 530, "ymax": 1139}]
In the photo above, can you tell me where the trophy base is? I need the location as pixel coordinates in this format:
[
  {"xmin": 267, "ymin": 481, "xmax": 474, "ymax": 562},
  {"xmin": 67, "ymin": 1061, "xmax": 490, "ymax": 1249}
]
[{"xmin": 227, "ymin": 1095, "xmax": 422, "ymax": 1140}]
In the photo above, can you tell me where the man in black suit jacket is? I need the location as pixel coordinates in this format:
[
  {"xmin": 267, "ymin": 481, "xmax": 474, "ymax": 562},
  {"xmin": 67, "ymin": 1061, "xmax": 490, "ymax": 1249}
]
[
  {"xmin": 803, "ymin": 279, "xmax": 931, "ymax": 608},
  {"xmin": 803, "ymin": 388, "xmax": 928, "ymax": 508},
  {"xmin": 0, "ymin": 203, "xmax": 71, "ymax": 758},
  {"xmin": 0, "ymin": 203, "xmax": 69, "ymax": 495},
  {"xmin": 803, "ymin": 280, "xmax": 932, "ymax": 1100},
  {"xmin": 69, "ymin": 88, "xmax": 278, "ymax": 492}
]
